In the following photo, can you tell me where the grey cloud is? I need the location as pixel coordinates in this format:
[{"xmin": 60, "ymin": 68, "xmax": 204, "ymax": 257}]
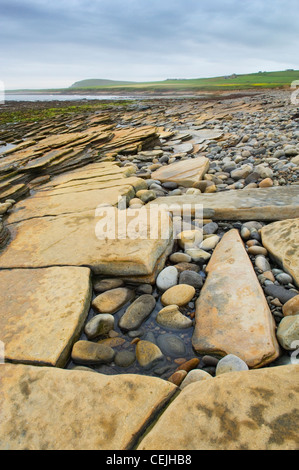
[{"xmin": 1, "ymin": 0, "xmax": 299, "ymax": 88}]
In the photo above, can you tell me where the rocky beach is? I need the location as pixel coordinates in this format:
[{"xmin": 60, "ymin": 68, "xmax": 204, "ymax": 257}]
[{"xmin": 0, "ymin": 89, "xmax": 298, "ymax": 450}]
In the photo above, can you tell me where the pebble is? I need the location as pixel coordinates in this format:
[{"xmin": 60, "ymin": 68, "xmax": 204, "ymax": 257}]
[
  {"xmin": 276, "ymin": 273, "xmax": 293, "ymax": 285},
  {"xmin": 161, "ymin": 285, "xmax": 196, "ymax": 307},
  {"xmin": 216, "ymin": 354, "xmax": 249, "ymax": 376},
  {"xmin": 93, "ymin": 278, "xmax": 124, "ymax": 293},
  {"xmin": 255, "ymin": 255, "xmax": 271, "ymax": 272},
  {"xmin": 203, "ymin": 222, "xmax": 219, "ymax": 235},
  {"xmin": 118, "ymin": 294, "xmax": 156, "ymax": 331},
  {"xmin": 276, "ymin": 315, "xmax": 299, "ymax": 350},
  {"xmin": 174, "ymin": 262, "xmax": 200, "ymax": 273},
  {"xmin": 202, "ymin": 355, "xmax": 220, "ymax": 367},
  {"xmin": 168, "ymin": 370, "xmax": 188, "ymax": 386},
  {"xmin": 71, "ymin": 340, "xmax": 115, "ymax": 365},
  {"xmin": 0, "ymin": 202, "xmax": 12, "ymax": 216},
  {"xmin": 136, "ymin": 284, "xmax": 153, "ymax": 294},
  {"xmin": 184, "ymin": 248, "xmax": 211, "ymax": 263},
  {"xmin": 176, "ymin": 358, "xmax": 200, "ymax": 373},
  {"xmin": 156, "ymin": 334, "xmax": 186, "ymax": 357},
  {"xmin": 264, "ymin": 285, "xmax": 298, "ymax": 304},
  {"xmin": 180, "ymin": 370, "xmax": 213, "ymax": 389},
  {"xmin": 156, "ymin": 305, "xmax": 193, "ymax": 329},
  {"xmin": 84, "ymin": 314, "xmax": 115, "ymax": 339},
  {"xmin": 114, "ymin": 350, "xmax": 136, "ymax": 367},
  {"xmin": 199, "ymin": 235, "xmax": 220, "ymax": 251},
  {"xmin": 178, "ymin": 229, "xmax": 203, "ymax": 250},
  {"xmin": 156, "ymin": 266, "xmax": 179, "ymax": 291},
  {"xmin": 135, "ymin": 189, "xmax": 156, "ymax": 203},
  {"xmin": 259, "ymin": 178, "xmax": 273, "ymax": 188},
  {"xmin": 179, "ymin": 270, "xmax": 203, "ymax": 289},
  {"xmin": 92, "ymin": 288, "xmax": 135, "ymax": 314},
  {"xmin": 136, "ymin": 340, "xmax": 164, "ymax": 369},
  {"xmin": 247, "ymin": 246, "xmax": 268, "ymax": 256},
  {"xmin": 282, "ymin": 296, "xmax": 299, "ymax": 317},
  {"xmin": 169, "ymin": 252, "xmax": 192, "ymax": 264}
]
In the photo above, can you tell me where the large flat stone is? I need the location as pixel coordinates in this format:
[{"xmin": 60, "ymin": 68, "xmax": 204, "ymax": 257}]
[
  {"xmin": 138, "ymin": 365, "xmax": 299, "ymax": 450},
  {"xmin": 0, "ymin": 364, "xmax": 177, "ymax": 450},
  {"xmin": 151, "ymin": 156, "xmax": 209, "ymax": 187},
  {"xmin": 192, "ymin": 229, "xmax": 280, "ymax": 368},
  {"xmin": 0, "ymin": 267, "xmax": 91, "ymax": 367},
  {"xmin": 0, "ymin": 208, "xmax": 173, "ymax": 279},
  {"xmin": 149, "ymin": 186, "xmax": 299, "ymax": 220},
  {"xmin": 7, "ymin": 162, "xmax": 146, "ymax": 224},
  {"xmin": 261, "ymin": 218, "xmax": 299, "ymax": 287}
]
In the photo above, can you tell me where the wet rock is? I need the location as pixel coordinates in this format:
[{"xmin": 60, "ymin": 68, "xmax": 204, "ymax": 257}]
[
  {"xmin": 161, "ymin": 284, "xmax": 196, "ymax": 307},
  {"xmin": 184, "ymin": 248, "xmax": 211, "ymax": 263},
  {"xmin": 168, "ymin": 370, "xmax": 187, "ymax": 386},
  {"xmin": 199, "ymin": 235, "xmax": 220, "ymax": 251},
  {"xmin": 203, "ymin": 222, "xmax": 219, "ymax": 235},
  {"xmin": 136, "ymin": 340, "xmax": 164, "ymax": 369},
  {"xmin": 114, "ymin": 350, "xmax": 136, "ymax": 367},
  {"xmin": 84, "ymin": 314, "xmax": 115, "ymax": 339},
  {"xmin": 156, "ymin": 334, "xmax": 186, "ymax": 357},
  {"xmin": 93, "ymin": 278, "xmax": 125, "ymax": 293},
  {"xmin": 156, "ymin": 305, "xmax": 193, "ymax": 329},
  {"xmin": 179, "ymin": 270, "xmax": 203, "ymax": 289},
  {"xmin": 178, "ymin": 229, "xmax": 203, "ymax": 250},
  {"xmin": 118, "ymin": 294, "xmax": 156, "ymax": 332},
  {"xmin": 92, "ymin": 288, "xmax": 135, "ymax": 314},
  {"xmin": 202, "ymin": 355, "xmax": 220, "ymax": 367},
  {"xmin": 276, "ymin": 315, "xmax": 299, "ymax": 350},
  {"xmin": 193, "ymin": 229, "xmax": 280, "ymax": 368},
  {"xmin": 169, "ymin": 252, "xmax": 192, "ymax": 264},
  {"xmin": 136, "ymin": 189, "xmax": 156, "ymax": 203},
  {"xmin": 264, "ymin": 285, "xmax": 298, "ymax": 304},
  {"xmin": 255, "ymin": 255, "xmax": 271, "ymax": 272},
  {"xmin": 282, "ymin": 295, "xmax": 299, "ymax": 317},
  {"xmin": 176, "ymin": 358, "xmax": 200, "ymax": 372},
  {"xmin": 71, "ymin": 340, "xmax": 115, "ymax": 365}
]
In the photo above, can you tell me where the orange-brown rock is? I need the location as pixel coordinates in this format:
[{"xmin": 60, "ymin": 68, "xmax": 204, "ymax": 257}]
[
  {"xmin": 192, "ymin": 229, "xmax": 280, "ymax": 368},
  {"xmin": 151, "ymin": 156, "xmax": 209, "ymax": 187}
]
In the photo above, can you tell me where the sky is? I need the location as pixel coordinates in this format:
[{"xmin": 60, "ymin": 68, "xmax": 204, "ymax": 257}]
[{"xmin": 1, "ymin": 0, "xmax": 299, "ymax": 89}]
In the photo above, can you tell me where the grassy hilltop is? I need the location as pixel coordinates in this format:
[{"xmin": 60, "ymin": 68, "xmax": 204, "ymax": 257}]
[{"xmin": 69, "ymin": 70, "xmax": 299, "ymax": 92}]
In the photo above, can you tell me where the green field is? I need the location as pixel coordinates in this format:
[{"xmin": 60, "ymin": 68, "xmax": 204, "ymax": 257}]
[{"xmin": 69, "ymin": 70, "xmax": 299, "ymax": 92}]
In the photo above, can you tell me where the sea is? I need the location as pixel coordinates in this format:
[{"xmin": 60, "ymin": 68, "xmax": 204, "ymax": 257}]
[{"xmin": 3, "ymin": 93, "xmax": 136, "ymax": 102}]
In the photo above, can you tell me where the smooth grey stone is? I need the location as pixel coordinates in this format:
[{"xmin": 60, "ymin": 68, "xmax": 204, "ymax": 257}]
[
  {"xmin": 114, "ymin": 350, "xmax": 136, "ymax": 367},
  {"xmin": 216, "ymin": 354, "xmax": 249, "ymax": 376},
  {"xmin": 156, "ymin": 334, "xmax": 187, "ymax": 357},
  {"xmin": 179, "ymin": 270, "xmax": 203, "ymax": 289},
  {"xmin": 118, "ymin": 295, "xmax": 156, "ymax": 331},
  {"xmin": 264, "ymin": 285, "xmax": 298, "ymax": 304}
]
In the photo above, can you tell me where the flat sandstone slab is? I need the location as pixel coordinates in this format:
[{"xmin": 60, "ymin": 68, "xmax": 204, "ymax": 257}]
[
  {"xmin": 261, "ymin": 218, "xmax": 299, "ymax": 287},
  {"xmin": 0, "ymin": 267, "xmax": 91, "ymax": 367},
  {"xmin": 138, "ymin": 365, "xmax": 299, "ymax": 450},
  {"xmin": 0, "ymin": 364, "xmax": 177, "ymax": 450},
  {"xmin": 0, "ymin": 208, "xmax": 173, "ymax": 279},
  {"xmin": 192, "ymin": 229, "xmax": 280, "ymax": 368},
  {"xmin": 150, "ymin": 186, "xmax": 299, "ymax": 220},
  {"xmin": 151, "ymin": 156, "xmax": 209, "ymax": 187}
]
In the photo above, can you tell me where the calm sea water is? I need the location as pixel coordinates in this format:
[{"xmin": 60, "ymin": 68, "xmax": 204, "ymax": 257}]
[{"xmin": 4, "ymin": 94, "xmax": 136, "ymax": 102}]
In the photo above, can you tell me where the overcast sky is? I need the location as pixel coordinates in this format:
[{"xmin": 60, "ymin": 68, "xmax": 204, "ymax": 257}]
[{"xmin": 1, "ymin": 0, "xmax": 299, "ymax": 89}]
